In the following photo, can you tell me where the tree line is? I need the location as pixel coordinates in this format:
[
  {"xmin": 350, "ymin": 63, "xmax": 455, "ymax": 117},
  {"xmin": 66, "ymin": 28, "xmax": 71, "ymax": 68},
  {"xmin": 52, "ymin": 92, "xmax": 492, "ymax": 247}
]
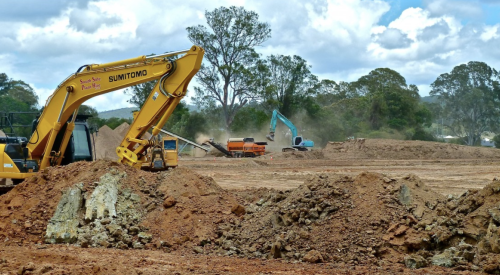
[
  {"xmin": 2, "ymin": 6, "xmax": 499, "ymax": 148},
  {"xmin": 180, "ymin": 6, "xmax": 500, "ymax": 146}
]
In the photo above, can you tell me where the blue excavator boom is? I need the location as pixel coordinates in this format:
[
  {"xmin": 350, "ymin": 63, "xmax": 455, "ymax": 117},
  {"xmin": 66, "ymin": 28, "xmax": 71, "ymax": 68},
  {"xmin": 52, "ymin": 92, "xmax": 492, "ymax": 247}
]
[{"xmin": 266, "ymin": 109, "xmax": 314, "ymax": 151}]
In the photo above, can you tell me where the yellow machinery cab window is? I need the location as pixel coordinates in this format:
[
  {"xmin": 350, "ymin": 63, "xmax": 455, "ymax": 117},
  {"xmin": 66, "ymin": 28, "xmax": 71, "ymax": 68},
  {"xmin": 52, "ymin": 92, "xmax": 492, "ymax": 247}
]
[{"xmin": 163, "ymin": 140, "xmax": 177, "ymax": 150}]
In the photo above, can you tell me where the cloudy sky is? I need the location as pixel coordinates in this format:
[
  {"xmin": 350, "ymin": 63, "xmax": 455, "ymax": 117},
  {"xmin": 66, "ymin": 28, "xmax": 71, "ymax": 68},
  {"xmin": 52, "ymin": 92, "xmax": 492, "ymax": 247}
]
[{"xmin": 1, "ymin": 0, "xmax": 500, "ymax": 111}]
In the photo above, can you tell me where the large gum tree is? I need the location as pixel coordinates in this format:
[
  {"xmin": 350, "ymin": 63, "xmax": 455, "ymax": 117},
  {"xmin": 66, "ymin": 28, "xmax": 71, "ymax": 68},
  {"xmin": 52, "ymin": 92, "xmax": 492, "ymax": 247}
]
[
  {"xmin": 430, "ymin": 61, "xmax": 500, "ymax": 145},
  {"xmin": 187, "ymin": 6, "xmax": 271, "ymax": 130}
]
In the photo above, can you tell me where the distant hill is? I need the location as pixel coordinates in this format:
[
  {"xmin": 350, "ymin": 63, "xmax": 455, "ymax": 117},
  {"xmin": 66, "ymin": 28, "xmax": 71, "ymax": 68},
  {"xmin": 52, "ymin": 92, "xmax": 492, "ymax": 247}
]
[
  {"xmin": 421, "ymin": 95, "xmax": 438, "ymax": 104},
  {"xmin": 98, "ymin": 104, "xmax": 199, "ymax": 120},
  {"xmin": 98, "ymin": 107, "xmax": 137, "ymax": 120}
]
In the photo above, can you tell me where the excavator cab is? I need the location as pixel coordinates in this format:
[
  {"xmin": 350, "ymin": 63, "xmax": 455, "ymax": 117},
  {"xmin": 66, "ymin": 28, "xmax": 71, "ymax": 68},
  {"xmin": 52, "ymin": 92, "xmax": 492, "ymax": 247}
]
[
  {"xmin": 144, "ymin": 135, "xmax": 178, "ymax": 171},
  {"xmin": 163, "ymin": 136, "xmax": 178, "ymax": 167},
  {"xmin": 0, "ymin": 137, "xmax": 39, "ymax": 185},
  {"xmin": 293, "ymin": 136, "xmax": 303, "ymax": 146}
]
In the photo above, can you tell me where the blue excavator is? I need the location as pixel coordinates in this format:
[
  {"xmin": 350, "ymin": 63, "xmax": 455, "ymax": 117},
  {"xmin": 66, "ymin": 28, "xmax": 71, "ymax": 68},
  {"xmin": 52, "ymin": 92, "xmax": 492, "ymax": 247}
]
[{"xmin": 266, "ymin": 109, "xmax": 314, "ymax": 152}]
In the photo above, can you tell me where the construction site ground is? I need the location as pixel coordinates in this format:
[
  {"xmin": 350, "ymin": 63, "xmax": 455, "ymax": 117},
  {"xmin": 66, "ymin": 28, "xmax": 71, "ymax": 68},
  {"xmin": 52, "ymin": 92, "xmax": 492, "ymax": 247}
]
[
  {"xmin": 189, "ymin": 157, "xmax": 498, "ymax": 196},
  {"xmin": 3, "ymin": 135, "xmax": 500, "ymax": 274}
]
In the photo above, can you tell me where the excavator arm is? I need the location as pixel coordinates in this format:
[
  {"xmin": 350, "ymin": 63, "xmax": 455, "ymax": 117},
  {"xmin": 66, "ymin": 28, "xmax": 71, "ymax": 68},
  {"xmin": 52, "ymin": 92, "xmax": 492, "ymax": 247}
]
[
  {"xmin": 115, "ymin": 46, "xmax": 204, "ymax": 168},
  {"xmin": 266, "ymin": 110, "xmax": 298, "ymax": 141},
  {"xmin": 266, "ymin": 109, "xmax": 314, "ymax": 151},
  {"xmin": 1, "ymin": 46, "xmax": 203, "ymax": 182}
]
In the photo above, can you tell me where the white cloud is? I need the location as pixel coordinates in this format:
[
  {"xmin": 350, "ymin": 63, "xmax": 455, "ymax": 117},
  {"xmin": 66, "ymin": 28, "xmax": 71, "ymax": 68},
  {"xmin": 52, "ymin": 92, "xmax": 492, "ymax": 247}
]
[
  {"xmin": 30, "ymin": 85, "xmax": 54, "ymax": 109},
  {"xmin": 480, "ymin": 25, "xmax": 500, "ymax": 41},
  {"xmin": 1, "ymin": 0, "xmax": 500, "ymax": 111},
  {"xmin": 375, "ymin": 28, "xmax": 412, "ymax": 49},
  {"xmin": 425, "ymin": 0, "xmax": 483, "ymax": 18}
]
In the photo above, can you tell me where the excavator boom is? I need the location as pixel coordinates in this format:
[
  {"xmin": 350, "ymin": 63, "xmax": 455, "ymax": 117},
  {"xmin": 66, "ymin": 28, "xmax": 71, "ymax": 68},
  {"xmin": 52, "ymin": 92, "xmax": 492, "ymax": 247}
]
[{"xmin": 266, "ymin": 109, "xmax": 314, "ymax": 151}]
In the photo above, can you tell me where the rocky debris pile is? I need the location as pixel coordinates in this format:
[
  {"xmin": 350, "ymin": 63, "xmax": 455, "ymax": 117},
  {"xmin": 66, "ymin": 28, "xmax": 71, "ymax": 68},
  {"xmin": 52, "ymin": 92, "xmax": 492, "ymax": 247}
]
[
  {"xmin": 0, "ymin": 160, "xmax": 241, "ymax": 251},
  {"xmin": 205, "ymin": 172, "xmax": 500, "ymax": 273},
  {"xmin": 44, "ymin": 170, "xmax": 148, "ymax": 249},
  {"xmin": 206, "ymin": 172, "xmax": 436, "ymax": 265},
  {"xmin": 323, "ymin": 138, "xmax": 500, "ymax": 159}
]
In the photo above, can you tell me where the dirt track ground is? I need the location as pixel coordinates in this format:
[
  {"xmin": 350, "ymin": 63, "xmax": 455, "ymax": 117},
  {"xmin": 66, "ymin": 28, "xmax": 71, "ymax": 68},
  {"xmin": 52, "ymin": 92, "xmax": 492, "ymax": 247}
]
[
  {"xmin": 184, "ymin": 157, "xmax": 500, "ymax": 196},
  {"xmin": 1, "ymin": 153, "xmax": 497, "ymax": 274}
]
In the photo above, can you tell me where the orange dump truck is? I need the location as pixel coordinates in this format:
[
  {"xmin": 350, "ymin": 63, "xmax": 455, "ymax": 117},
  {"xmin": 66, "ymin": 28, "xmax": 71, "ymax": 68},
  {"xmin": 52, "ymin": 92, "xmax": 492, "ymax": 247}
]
[{"xmin": 227, "ymin": 138, "xmax": 267, "ymax": 158}]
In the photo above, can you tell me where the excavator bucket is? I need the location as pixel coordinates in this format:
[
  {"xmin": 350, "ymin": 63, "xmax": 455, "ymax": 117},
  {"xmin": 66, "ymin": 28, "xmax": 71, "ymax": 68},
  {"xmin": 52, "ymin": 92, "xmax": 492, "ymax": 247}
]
[{"xmin": 266, "ymin": 133, "xmax": 275, "ymax": 141}]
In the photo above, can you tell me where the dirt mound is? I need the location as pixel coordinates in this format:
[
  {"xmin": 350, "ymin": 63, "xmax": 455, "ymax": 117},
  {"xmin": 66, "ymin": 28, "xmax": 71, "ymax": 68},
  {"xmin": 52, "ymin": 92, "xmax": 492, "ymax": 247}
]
[
  {"xmin": 94, "ymin": 123, "xmax": 154, "ymax": 160},
  {"xmin": 0, "ymin": 160, "xmax": 240, "ymax": 251},
  {"xmin": 324, "ymin": 139, "xmax": 500, "ymax": 159},
  {"xmin": 113, "ymin": 122, "xmax": 130, "ymax": 137},
  {"xmin": 94, "ymin": 125, "xmax": 122, "ymax": 160},
  {"xmin": 258, "ymin": 150, "xmax": 325, "ymax": 160},
  {"xmin": 204, "ymin": 172, "xmax": 500, "ymax": 272},
  {"xmin": 207, "ymin": 173, "xmax": 443, "ymax": 263}
]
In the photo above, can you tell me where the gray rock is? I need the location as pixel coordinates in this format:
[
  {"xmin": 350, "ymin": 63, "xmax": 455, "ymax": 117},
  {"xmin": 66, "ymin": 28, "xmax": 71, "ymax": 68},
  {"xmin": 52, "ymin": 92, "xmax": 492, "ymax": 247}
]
[
  {"xmin": 308, "ymin": 209, "xmax": 319, "ymax": 219},
  {"xmin": 303, "ymin": 250, "xmax": 323, "ymax": 263},
  {"xmin": 91, "ymin": 232, "xmax": 109, "ymax": 247},
  {"xmin": 100, "ymin": 218, "xmax": 112, "ymax": 225},
  {"xmin": 431, "ymin": 248, "xmax": 457, "ymax": 267},
  {"xmin": 121, "ymin": 234, "xmax": 132, "ymax": 246},
  {"xmin": 116, "ymin": 241, "xmax": 129, "ymax": 249},
  {"xmin": 489, "ymin": 208, "xmax": 500, "ymax": 224},
  {"xmin": 129, "ymin": 226, "xmax": 140, "ymax": 235},
  {"xmin": 85, "ymin": 173, "xmax": 121, "ymax": 220},
  {"xmin": 222, "ymin": 240, "xmax": 233, "ymax": 250},
  {"xmin": 404, "ymin": 255, "xmax": 428, "ymax": 269},
  {"xmin": 193, "ymin": 246, "xmax": 204, "ymax": 254},
  {"xmin": 133, "ymin": 242, "xmax": 144, "ymax": 249},
  {"xmin": 138, "ymin": 232, "xmax": 153, "ymax": 244},
  {"xmin": 106, "ymin": 224, "xmax": 123, "ymax": 237},
  {"xmin": 399, "ymin": 184, "xmax": 412, "ymax": 206},
  {"xmin": 45, "ymin": 183, "xmax": 84, "ymax": 244},
  {"xmin": 130, "ymin": 193, "xmax": 141, "ymax": 202}
]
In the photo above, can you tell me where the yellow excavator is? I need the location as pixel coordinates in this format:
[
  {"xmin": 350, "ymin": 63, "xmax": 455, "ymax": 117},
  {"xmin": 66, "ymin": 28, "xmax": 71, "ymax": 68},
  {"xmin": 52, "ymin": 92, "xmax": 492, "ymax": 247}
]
[{"xmin": 0, "ymin": 46, "xmax": 204, "ymax": 187}]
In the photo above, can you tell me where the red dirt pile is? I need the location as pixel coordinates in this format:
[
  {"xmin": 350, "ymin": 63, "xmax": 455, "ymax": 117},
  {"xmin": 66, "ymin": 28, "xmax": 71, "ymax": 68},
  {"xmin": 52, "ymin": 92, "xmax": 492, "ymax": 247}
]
[
  {"xmin": 0, "ymin": 160, "xmax": 241, "ymax": 251},
  {"xmin": 323, "ymin": 138, "xmax": 500, "ymax": 159}
]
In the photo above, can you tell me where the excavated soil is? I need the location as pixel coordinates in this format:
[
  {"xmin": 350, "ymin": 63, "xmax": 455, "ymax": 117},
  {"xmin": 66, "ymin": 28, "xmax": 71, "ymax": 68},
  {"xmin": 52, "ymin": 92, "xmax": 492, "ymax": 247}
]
[
  {"xmin": 264, "ymin": 139, "xmax": 500, "ymax": 160},
  {"xmin": 323, "ymin": 138, "xmax": 500, "ymax": 160},
  {"xmin": 3, "ymin": 138, "xmax": 500, "ymax": 274}
]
